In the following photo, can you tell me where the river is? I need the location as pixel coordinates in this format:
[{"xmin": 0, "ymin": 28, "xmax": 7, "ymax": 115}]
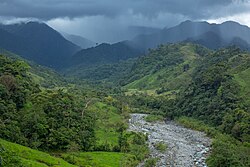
[{"xmin": 129, "ymin": 114, "xmax": 211, "ymax": 167}]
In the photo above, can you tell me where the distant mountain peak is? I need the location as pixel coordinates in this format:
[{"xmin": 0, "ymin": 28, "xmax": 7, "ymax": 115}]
[
  {"xmin": 179, "ymin": 20, "xmax": 209, "ymax": 26},
  {"xmin": 130, "ymin": 20, "xmax": 250, "ymax": 50},
  {"xmin": 180, "ymin": 20, "xmax": 193, "ymax": 24},
  {"xmin": 221, "ymin": 20, "xmax": 241, "ymax": 25},
  {"xmin": 0, "ymin": 22, "xmax": 80, "ymax": 69}
]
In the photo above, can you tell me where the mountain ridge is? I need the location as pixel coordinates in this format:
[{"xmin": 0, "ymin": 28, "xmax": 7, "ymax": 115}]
[
  {"xmin": 68, "ymin": 20, "xmax": 250, "ymax": 70},
  {"xmin": 129, "ymin": 20, "xmax": 250, "ymax": 50},
  {"xmin": 0, "ymin": 21, "xmax": 80, "ymax": 69}
]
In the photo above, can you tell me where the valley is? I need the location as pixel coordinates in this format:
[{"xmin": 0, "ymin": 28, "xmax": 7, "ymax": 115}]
[{"xmin": 0, "ymin": 19, "xmax": 249, "ymax": 167}]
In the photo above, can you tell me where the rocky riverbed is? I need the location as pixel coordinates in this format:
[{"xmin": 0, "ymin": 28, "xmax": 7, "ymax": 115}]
[{"xmin": 129, "ymin": 114, "xmax": 211, "ymax": 167}]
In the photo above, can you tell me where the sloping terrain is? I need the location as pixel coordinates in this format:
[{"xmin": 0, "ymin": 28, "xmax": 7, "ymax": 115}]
[
  {"xmin": 0, "ymin": 139, "xmax": 76, "ymax": 167},
  {"xmin": 70, "ymin": 42, "xmax": 142, "ymax": 67},
  {"xmin": 122, "ymin": 43, "xmax": 210, "ymax": 94},
  {"xmin": 0, "ymin": 52, "xmax": 149, "ymax": 167},
  {"xmin": 0, "ymin": 22, "xmax": 80, "ymax": 69}
]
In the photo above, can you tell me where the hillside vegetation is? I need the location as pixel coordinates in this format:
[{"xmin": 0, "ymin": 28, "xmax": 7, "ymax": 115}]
[
  {"xmin": 122, "ymin": 43, "xmax": 210, "ymax": 92},
  {"xmin": 1, "ymin": 42, "xmax": 250, "ymax": 166},
  {"xmin": 120, "ymin": 43, "xmax": 250, "ymax": 141},
  {"xmin": 0, "ymin": 53, "xmax": 148, "ymax": 166},
  {"xmin": 118, "ymin": 43, "xmax": 250, "ymax": 166},
  {"xmin": 0, "ymin": 138, "xmax": 76, "ymax": 167}
]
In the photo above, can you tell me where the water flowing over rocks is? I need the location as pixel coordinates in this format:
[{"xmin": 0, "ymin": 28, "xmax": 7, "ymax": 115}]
[{"xmin": 129, "ymin": 114, "xmax": 212, "ymax": 167}]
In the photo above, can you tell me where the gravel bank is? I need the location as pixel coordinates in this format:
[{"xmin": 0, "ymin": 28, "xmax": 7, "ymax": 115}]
[{"xmin": 129, "ymin": 114, "xmax": 211, "ymax": 167}]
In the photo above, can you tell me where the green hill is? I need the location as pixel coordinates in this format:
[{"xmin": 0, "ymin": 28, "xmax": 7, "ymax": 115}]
[
  {"xmin": 117, "ymin": 43, "xmax": 250, "ymax": 141},
  {"xmin": 116, "ymin": 43, "xmax": 250, "ymax": 166},
  {"xmin": 122, "ymin": 43, "xmax": 211, "ymax": 94}
]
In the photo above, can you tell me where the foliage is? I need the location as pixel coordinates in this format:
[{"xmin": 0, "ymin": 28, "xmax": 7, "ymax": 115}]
[
  {"xmin": 145, "ymin": 114, "xmax": 164, "ymax": 123},
  {"xmin": 207, "ymin": 135, "xmax": 250, "ymax": 167},
  {"xmin": 116, "ymin": 44, "xmax": 250, "ymax": 166},
  {"xmin": 122, "ymin": 43, "xmax": 208, "ymax": 91},
  {"xmin": 62, "ymin": 152, "xmax": 136, "ymax": 167},
  {"xmin": 0, "ymin": 54, "xmax": 96, "ymax": 151},
  {"xmin": 144, "ymin": 158, "xmax": 159, "ymax": 167},
  {"xmin": 154, "ymin": 142, "xmax": 167, "ymax": 153},
  {"xmin": 175, "ymin": 47, "xmax": 250, "ymax": 142}
]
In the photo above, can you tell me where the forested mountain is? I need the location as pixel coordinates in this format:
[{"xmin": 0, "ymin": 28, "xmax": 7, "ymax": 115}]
[
  {"xmin": 65, "ymin": 43, "xmax": 209, "ymax": 85},
  {"xmin": 69, "ymin": 42, "xmax": 142, "ymax": 67},
  {"xmin": 1, "ymin": 19, "xmax": 250, "ymax": 167},
  {"xmin": 0, "ymin": 22, "xmax": 80, "ymax": 69},
  {"xmin": 65, "ymin": 21, "xmax": 250, "ymax": 73},
  {"xmin": 67, "ymin": 43, "xmax": 250, "ymax": 142},
  {"xmin": 129, "ymin": 20, "xmax": 250, "ymax": 50},
  {"xmin": 1, "ymin": 20, "xmax": 249, "ymax": 72},
  {"xmin": 117, "ymin": 43, "xmax": 250, "ymax": 166}
]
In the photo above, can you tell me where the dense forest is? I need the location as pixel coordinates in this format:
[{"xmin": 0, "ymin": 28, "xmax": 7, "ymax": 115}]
[{"xmin": 0, "ymin": 54, "xmax": 149, "ymax": 166}]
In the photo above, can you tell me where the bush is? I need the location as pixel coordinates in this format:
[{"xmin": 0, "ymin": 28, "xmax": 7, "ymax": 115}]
[
  {"xmin": 207, "ymin": 134, "xmax": 250, "ymax": 167},
  {"xmin": 144, "ymin": 158, "xmax": 159, "ymax": 167},
  {"xmin": 155, "ymin": 141, "xmax": 167, "ymax": 153},
  {"xmin": 145, "ymin": 114, "xmax": 164, "ymax": 123}
]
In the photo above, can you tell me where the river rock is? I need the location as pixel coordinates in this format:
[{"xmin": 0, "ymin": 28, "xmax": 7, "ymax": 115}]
[{"xmin": 129, "ymin": 114, "xmax": 211, "ymax": 167}]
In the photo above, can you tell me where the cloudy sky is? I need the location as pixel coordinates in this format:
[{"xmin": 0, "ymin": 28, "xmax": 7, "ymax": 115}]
[{"xmin": 0, "ymin": 0, "xmax": 250, "ymax": 43}]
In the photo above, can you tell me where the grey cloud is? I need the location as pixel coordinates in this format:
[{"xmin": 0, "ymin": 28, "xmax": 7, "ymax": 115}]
[
  {"xmin": 1, "ymin": 0, "xmax": 250, "ymax": 43},
  {"xmin": 0, "ymin": 0, "xmax": 246, "ymax": 20}
]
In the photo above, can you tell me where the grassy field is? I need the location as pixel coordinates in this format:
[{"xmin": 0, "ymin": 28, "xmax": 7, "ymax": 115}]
[
  {"xmin": 89, "ymin": 102, "xmax": 123, "ymax": 149},
  {"xmin": 0, "ymin": 138, "xmax": 139, "ymax": 167},
  {"xmin": 61, "ymin": 152, "xmax": 135, "ymax": 167},
  {"xmin": 234, "ymin": 68, "xmax": 250, "ymax": 108},
  {"xmin": 0, "ymin": 139, "xmax": 77, "ymax": 167}
]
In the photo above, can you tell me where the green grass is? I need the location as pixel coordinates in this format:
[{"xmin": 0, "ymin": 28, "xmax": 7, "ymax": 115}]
[
  {"xmin": 89, "ymin": 102, "xmax": 123, "ymax": 149},
  {"xmin": 0, "ymin": 138, "xmax": 77, "ymax": 167},
  {"xmin": 124, "ymin": 62, "xmax": 194, "ymax": 96},
  {"xmin": 125, "ymin": 89, "xmax": 157, "ymax": 96},
  {"xmin": 0, "ymin": 138, "xmax": 139, "ymax": 167},
  {"xmin": 145, "ymin": 114, "xmax": 164, "ymax": 123},
  {"xmin": 154, "ymin": 142, "xmax": 167, "ymax": 153},
  {"xmin": 144, "ymin": 158, "xmax": 159, "ymax": 167},
  {"xmin": 234, "ymin": 68, "xmax": 250, "ymax": 107},
  {"xmin": 28, "ymin": 72, "xmax": 45, "ymax": 84},
  {"xmin": 179, "ymin": 44, "xmax": 199, "ymax": 61},
  {"xmin": 62, "ymin": 152, "xmax": 135, "ymax": 167}
]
